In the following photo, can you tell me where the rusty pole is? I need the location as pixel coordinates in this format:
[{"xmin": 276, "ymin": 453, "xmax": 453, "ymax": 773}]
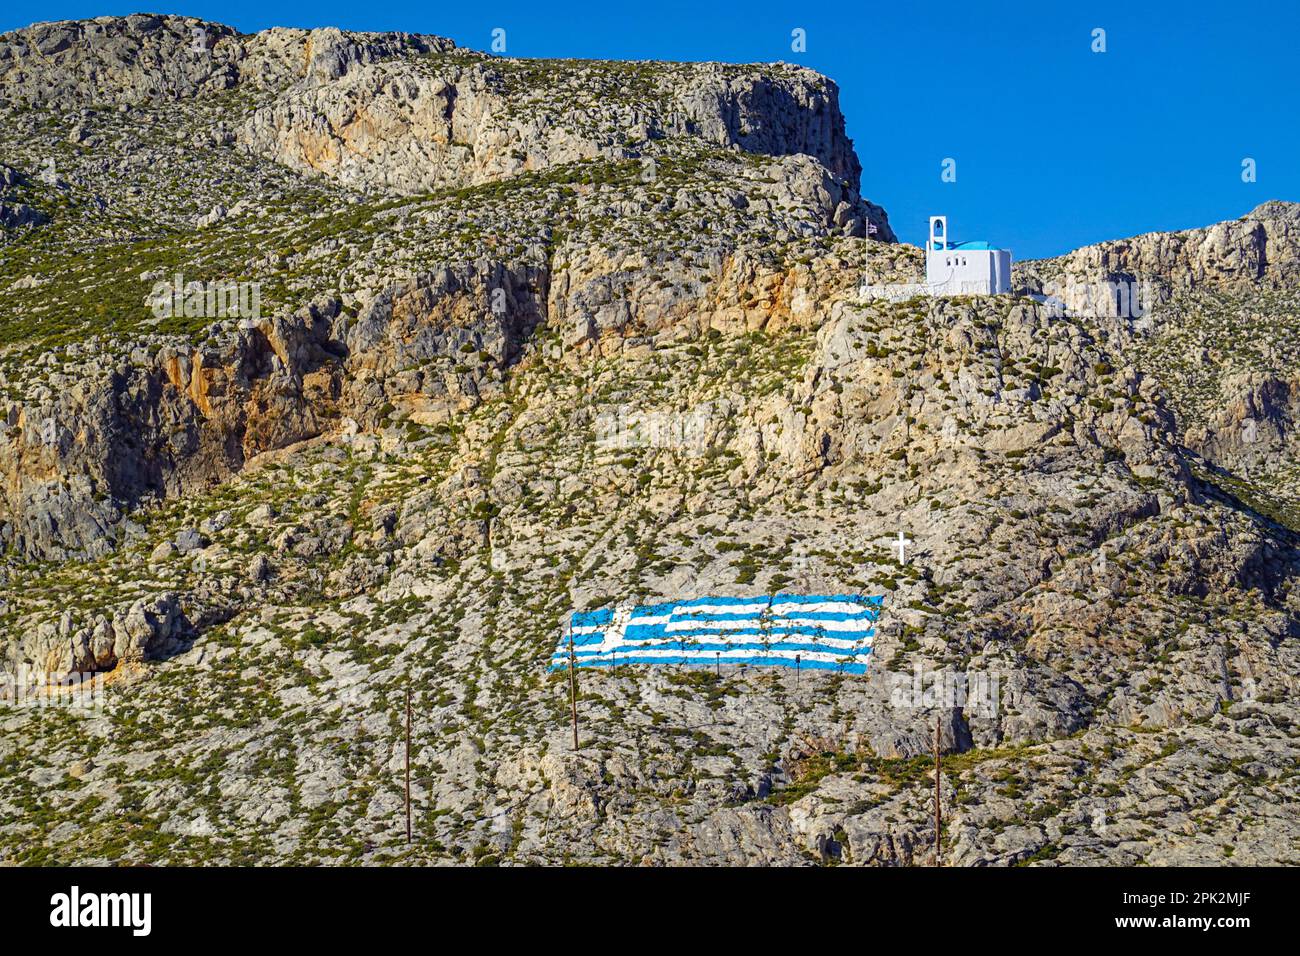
[
  {"xmin": 568, "ymin": 632, "xmax": 579, "ymax": 751},
  {"xmin": 933, "ymin": 713, "xmax": 942, "ymax": 867},
  {"xmin": 405, "ymin": 684, "xmax": 412, "ymax": 844}
]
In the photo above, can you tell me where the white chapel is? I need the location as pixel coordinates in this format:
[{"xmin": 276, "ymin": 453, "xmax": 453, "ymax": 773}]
[{"xmin": 924, "ymin": 216, "xmax": 1011, "ymax": 295}]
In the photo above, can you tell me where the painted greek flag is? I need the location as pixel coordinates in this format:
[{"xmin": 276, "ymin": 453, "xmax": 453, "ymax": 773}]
[{"xmin": 550, "ymin": 594, "xmax": 882, "ymax": 674}]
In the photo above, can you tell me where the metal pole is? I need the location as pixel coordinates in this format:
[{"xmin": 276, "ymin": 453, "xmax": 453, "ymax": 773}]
[
  {"xmin": 933, "ymin": 713, "xmax": 942, "ymax": 867},
  {"xmin": 405, "ymin": 684, "xmax": 412, "ymax": 844},
  {"xmin": 568, "ymin": 633, "xmax": 579, "ymax": 751}
]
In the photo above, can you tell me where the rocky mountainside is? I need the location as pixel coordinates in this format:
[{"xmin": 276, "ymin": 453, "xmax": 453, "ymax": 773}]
[{"xmin": 0, "ymin": 16, "xmax": 1295, "ymax": 866}]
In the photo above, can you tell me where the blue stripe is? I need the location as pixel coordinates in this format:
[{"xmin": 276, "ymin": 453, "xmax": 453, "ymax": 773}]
[
  {"xmin": 670, "ymin": 627, "xmax": 873, "ymax": 641},
  {"xmin": 551, "ymin": 656, "xmax": 869, "ymax": 674},
  {"xmin": 671, "ymin": 609, "xmax": 877, "ymax": 623},
  {"xmin": 663, "ymin": 625, "xmax": 875, "ymax": 638},
  {"xmin": 555, "ymin": 641, "xmax": 874, "ymax": 659},
  {"xmin": 614, "ymin": 624, "xmax": 873, "ymax": 642},
  {"xmin": 771, "ymin": 608, "xmax": 882, "ymax": 620},
  {"xmin": 772, "ymin": 593, "xmax": 883, "ymax": 606},
  {"xmin": 639, "ymin": 601, "xmax": 679, "ymax": 616}
]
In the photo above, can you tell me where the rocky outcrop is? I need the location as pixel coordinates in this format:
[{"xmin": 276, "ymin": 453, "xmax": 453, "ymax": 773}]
[
  {"xmin": 333, "ymin": 261, "xmax": 550, "ymax": 434},
  {"xmin": 1014, "ymin": 201, "xmax": 1300, "ymax": 515},
  {"xmin": 0, "ymin": 200, "xmax": 46, "ymax": 228},
  {"xmin": 15, "ymin": 592, "xmax": 189, "ymax": 676},
  {"xmin": 238, "ymin": 55, "xmax": 865, "ymax": 196},
  {"xmin": 1185, "ymin": 370, "xmax": 1300, "ymax": 469},
  {"xmin": 0, "ymin": 15, "xmax": 454, "ymax": 105},
  {"xmin": 1017, "ymin": 200, "xmax": 1300, "ymax": 294},
  {"xmin": 0, "ymin": 16, "xmax": 867, "ymax": 197},
  {"xmin": 0, "ymin": 310, "xmax": 342, "ymax": 560},
  {"xmin": 0, "ymin": 259, "xmax": 552, "ymax": 561}
]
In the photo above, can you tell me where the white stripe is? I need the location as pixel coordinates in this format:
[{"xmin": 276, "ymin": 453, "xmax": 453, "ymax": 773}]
[
  {"xmin": 666, "ymin": 601, "xmax": 876, "ymax": 618},
  {"xmin": 768, "ymin": 600, "xmax": 878, "ymax": 616},
  {"xmin": 665, "ymin": 617, "xmax": 873, "ymax": 634},
  {"xmin": 564, "ymin": 633, "xmax": 874, "ymax": 655},
  {"xmin": 572, "ymin": 648, "xmax": 864, "ymax": 665},
  {"xmin": 615, "ymin": 614, "xmax": 672, "ymax": 628},
  {"xmin": 667, "ymin": 602, "xmax": 770, "ymax": 616}
]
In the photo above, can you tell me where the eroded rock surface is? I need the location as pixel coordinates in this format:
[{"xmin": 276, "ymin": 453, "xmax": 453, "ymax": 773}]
[{"xmin": 0, "ymin": 17, "xmax": 1295, "ymax": 867}]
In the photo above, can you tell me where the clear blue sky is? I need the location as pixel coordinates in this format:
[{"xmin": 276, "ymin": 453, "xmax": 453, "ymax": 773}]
[{"xmin": 3, "ymin": 1, "xmax": 1295, "ymax": 258}]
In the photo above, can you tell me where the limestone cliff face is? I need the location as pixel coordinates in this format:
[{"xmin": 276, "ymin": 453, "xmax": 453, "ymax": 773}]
[
  {"xmin": 0, "ymin": 15, "xmax": 865, "ymax": 197},
  {"xmin": 1017, "ymin": 200, "xmax": 1300, "ymax": 295},
  {"xmin": 1182, "ymin": 370, "xmax": 1300, "ymax": 468},
  {"xmin": 0, "ymin": 238, "xmax": 866, "ymax": 561},
  {"xmin": 1014, "ymin": 201, "xmax": 1300, "ymax": 516},
  {"xmin": 2, "ymin": 17, "xmax": 1299, "ymax": 868},
  {"xmin": 0, "ymin": 15, "xmax": 454, "ymax": 105},
  {"xmin": 0, "ymin": 311, "xmax": 342, "ymax": 560},
  {"xmin": 236, "ymin": 53, "xmax": 864, "ymax": 195},
  {"xmin": 0, "ymin": 18, "xmax": 888, "ymax": 563}
]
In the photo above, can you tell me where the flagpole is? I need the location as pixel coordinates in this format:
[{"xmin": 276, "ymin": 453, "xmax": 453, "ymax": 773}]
[
  {"xmin": 862, "ymin": 220, "xmax": 879, "ymax": 296},
  {"xmin": 933, "ymin": 713, "xmax": 942, "ymax": 867},
  {"xmin": 405, "ymin": 683, "xmax": 412, "ymax": 845},
  {"xmin": 568, "ymin": 630, "xmax": 579, "ymax": 751}
]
